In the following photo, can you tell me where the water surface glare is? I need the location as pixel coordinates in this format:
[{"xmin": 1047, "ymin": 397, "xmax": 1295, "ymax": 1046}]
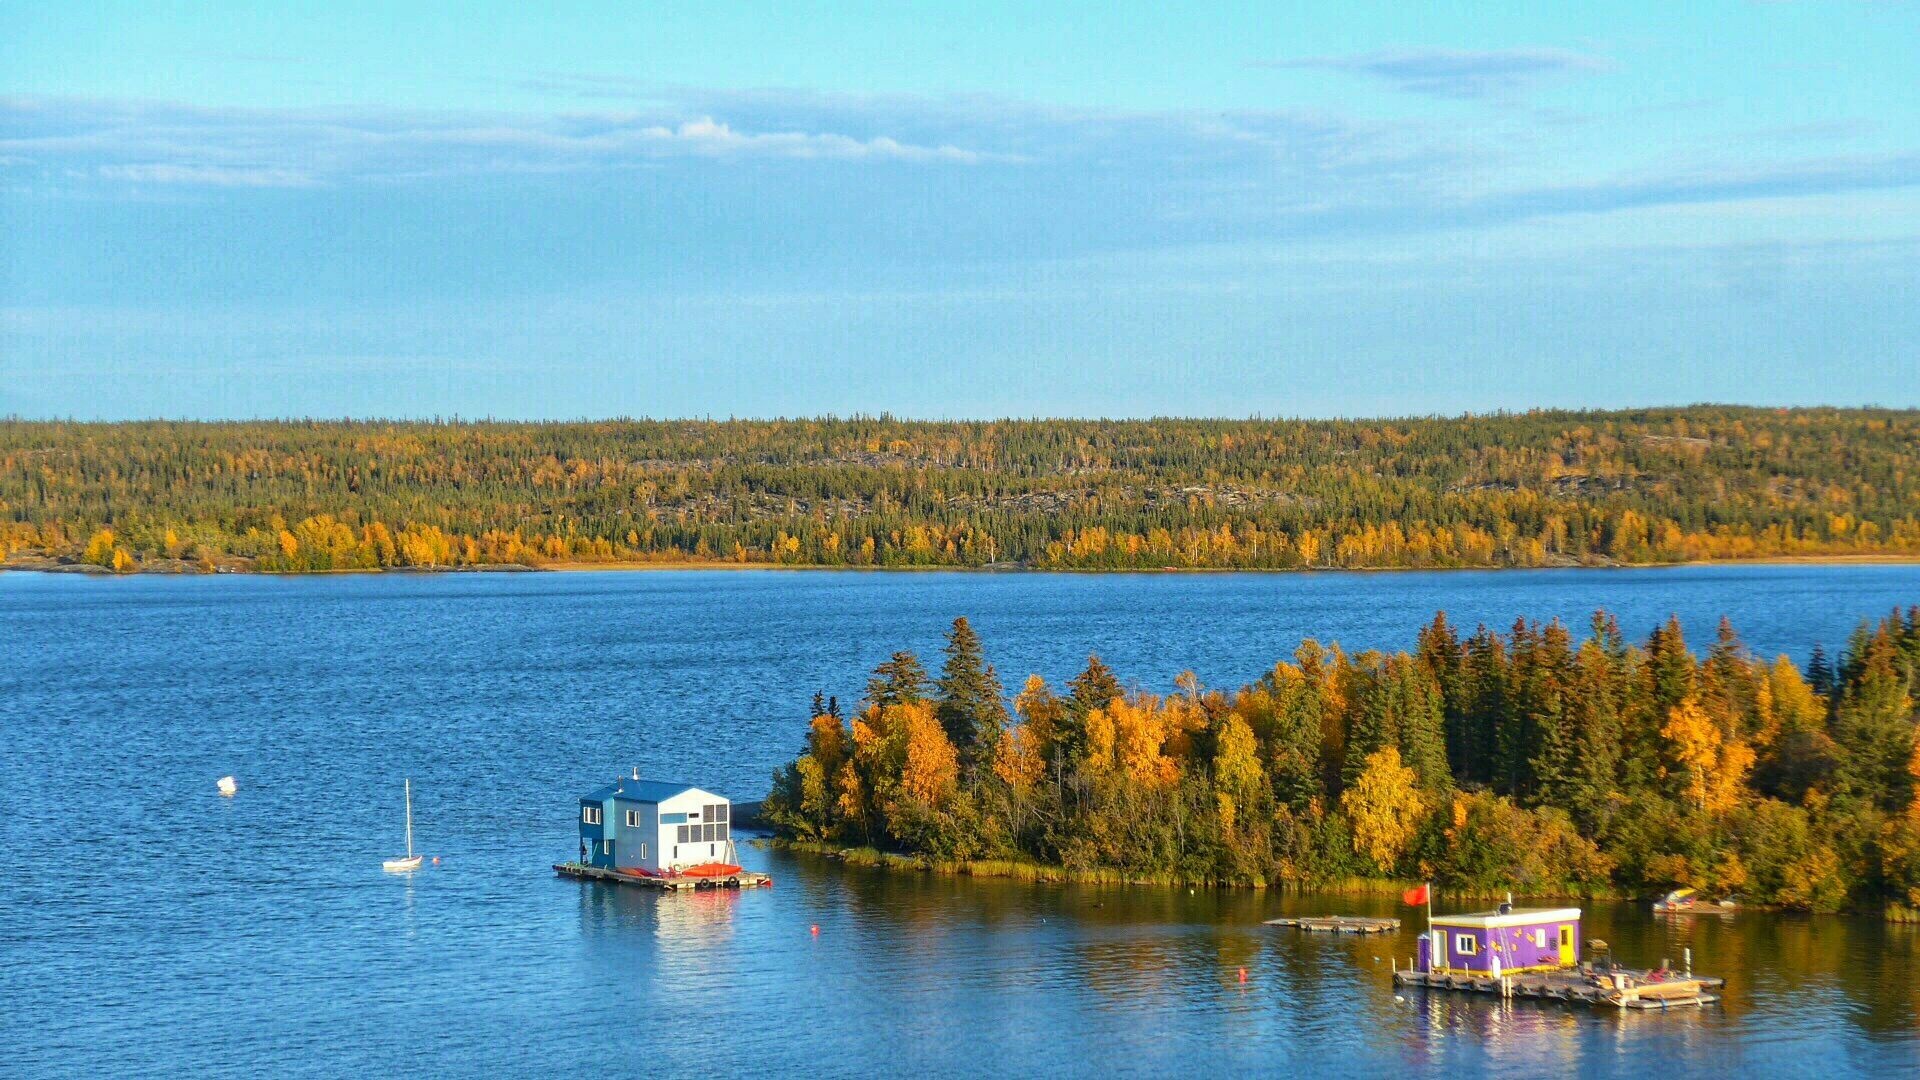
[{"xmin": 4, "ymin": 566, "xmax": 1919, "ymax": 1077}]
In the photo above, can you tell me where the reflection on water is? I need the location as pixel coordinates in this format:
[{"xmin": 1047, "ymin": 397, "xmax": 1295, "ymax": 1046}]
[{"xmin": 6, "ymin": 567, "xmax": 1920, "ymax": 1076}]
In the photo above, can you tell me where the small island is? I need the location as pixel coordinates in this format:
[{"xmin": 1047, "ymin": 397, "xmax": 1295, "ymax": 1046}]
[{"xmin": 765, "ymin": 609, "xmax": 1920, "ymax": 915}]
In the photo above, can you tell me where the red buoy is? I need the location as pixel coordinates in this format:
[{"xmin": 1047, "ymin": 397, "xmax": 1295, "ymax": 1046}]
[
  {"xmin": 1238, "ymin": 968, "xmax": 1248, "ymax": 983},
  {"xmin": 811, "ymin": 924, "xmax": 820, "ymax": 936}
]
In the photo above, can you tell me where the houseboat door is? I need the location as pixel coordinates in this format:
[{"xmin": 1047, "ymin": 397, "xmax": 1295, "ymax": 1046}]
[{"xmin": 1558, "ymin": 925, "xmax": 1575, "ymax": 965}]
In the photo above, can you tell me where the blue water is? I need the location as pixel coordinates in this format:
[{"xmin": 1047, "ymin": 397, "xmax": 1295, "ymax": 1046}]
[{"xmin": 3, "ymin": 565, "xmax": 1918, "ymax": 1078}]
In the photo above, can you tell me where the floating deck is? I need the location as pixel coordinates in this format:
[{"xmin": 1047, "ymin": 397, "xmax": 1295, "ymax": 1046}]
[
  {"xmin": 1264, "ymin": 915, "xmax": 1401, "ymax": 934},
  {"xmin": 554, "ymin": 861, "xmax": 773, "ymax": 891},
  {"xmin": 1394, "ymin": 965, "xmax": 1723, "ymax": 1009}
]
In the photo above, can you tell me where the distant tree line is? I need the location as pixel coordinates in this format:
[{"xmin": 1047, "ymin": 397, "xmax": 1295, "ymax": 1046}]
[
  {"xmin": 4, "ymin": 408, "xmax": 1920, "ymax": 572},
  {"xmin": 766, "ymin": 609, "xmax": 1920, "ymax": 911}
]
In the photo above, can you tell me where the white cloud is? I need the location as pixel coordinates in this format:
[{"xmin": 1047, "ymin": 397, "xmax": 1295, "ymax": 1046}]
[
  {"xmin": 96, "ymin": 163, "xmax": 317, "ymax": 187},
  {"xmin": 0, "ymin": 97, "xmax": 1001, "ymax": 188}
]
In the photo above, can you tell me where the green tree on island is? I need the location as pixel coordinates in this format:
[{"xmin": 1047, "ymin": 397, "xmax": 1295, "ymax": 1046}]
[{"xmin": 767, "ymin": 605, "xmax": 1920, "ymax": 913}]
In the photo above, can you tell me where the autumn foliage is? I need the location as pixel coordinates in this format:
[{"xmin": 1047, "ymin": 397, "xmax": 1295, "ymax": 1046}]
[
  {"xmin": 8, "ymin": 408, "xmax": 1920, "ymax": 573},
  {"xmin": 769, "ymin": 607, "xmax": 1920, "ymax": 909}
]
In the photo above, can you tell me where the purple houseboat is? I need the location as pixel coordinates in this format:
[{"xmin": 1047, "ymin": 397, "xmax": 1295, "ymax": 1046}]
[{"xmin": 1415, "ymin": 904, "xmax": 1581, "ymax": 977}]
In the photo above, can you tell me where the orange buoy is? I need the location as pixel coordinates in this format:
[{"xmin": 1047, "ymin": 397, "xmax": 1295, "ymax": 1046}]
[
  {"xmin": 1238, "ymin": 968, "xmax": 1248, "ymax": 983},
  {"xmin": 811, "ymin": 924, "xmax": 820, "ymax": 936},
  {"xmin": 432, "ymin": 857, "xmax": 440, "ymax": 864}
]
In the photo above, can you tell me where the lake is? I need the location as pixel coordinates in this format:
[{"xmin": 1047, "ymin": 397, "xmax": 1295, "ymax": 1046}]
[{"xmin": 4, "ymin": 564, "xmax": 1919, "ymax": 1077}]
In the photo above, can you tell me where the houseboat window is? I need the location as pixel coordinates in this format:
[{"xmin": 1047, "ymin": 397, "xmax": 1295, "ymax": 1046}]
[
  {"xmin": 702, "ymin": 823, "xmax": 715, "ymax": 842},
  {"xmin": 705, "ymin": 803, "xmax": 729, "ymax": 824},
  {"xmin": 626, "ymin": 810, "xmax": 643, "ymax": 828},
  {"xmin": 582, "ymin": 806, "xmax": 601, "ymax": 825},
  {"xmin": 709, "ymin": 843, "xmax": 715, "ymax": 856},
  {"xmin": 1534, "ymin": 929, "xmax": 1547, "ymax": 947},
  {"xmin": 640, "ymin": 843, "xmax": 647, "ymax": 860},
  {"xmin": 601, "ymin": 840, "xmax": 612, "ymax": 855},
  {"xmin": 1454, "ymin": 934, "xmax": 1478, "ymax": 955},
  {"xmin": 677, "ymin": 825, "xmax": 691, "ymax": 843}
]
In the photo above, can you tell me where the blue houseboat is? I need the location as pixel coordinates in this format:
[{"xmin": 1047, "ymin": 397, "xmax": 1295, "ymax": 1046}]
[{"xmin": 577, "ymin": 772, "xmax": 734, "ymax": 876}]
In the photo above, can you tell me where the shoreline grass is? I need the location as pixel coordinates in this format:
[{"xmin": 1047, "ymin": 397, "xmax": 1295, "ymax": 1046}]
[{"xmin": 762, "ymin": 839, "xmax": 1623, "ymax": 901}]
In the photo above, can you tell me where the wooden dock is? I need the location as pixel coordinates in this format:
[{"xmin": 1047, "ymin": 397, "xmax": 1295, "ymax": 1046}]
[
  {"xmin": 1264, "ymin": 915, "xmax": 1401, "ymax": 934},
  {"xmin": 1393, "ymin": 965, "xmax": 1723, "ymax": 1009},
  {"xmin": 554, "ymin": 861, "xmax": 773, "ymax": 891}
]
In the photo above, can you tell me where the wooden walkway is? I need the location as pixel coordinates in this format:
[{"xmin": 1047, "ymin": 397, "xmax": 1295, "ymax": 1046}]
[
  {"xmin": 554, "ymin": 861, "xmax": 773, "ymax": 891},
  {"xmin": 1393, "ymin": 965, "xmax": 1723, "ymax": 1009},
  {"xmin": 1264, "ymin": 915, "xmax": 1401, "ymax": 934}
]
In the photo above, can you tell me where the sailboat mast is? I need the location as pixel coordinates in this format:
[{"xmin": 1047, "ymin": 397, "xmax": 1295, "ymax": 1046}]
[{"xmin": 404, "ymin": 778, "xmax": 414, "ymax": 858}]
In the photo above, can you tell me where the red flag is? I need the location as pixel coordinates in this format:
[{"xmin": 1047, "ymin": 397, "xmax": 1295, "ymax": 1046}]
[{"xmin": 1402, "ymin": 883, "xmax": 1430, "ymax": 906}]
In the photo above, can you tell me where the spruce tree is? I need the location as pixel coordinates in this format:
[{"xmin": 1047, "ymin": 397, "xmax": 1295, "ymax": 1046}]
[
  {"xmin": 1461, "ymin": 626, "xmax": 1508, "ymax": 787},
  {"xmin": 1416, "ymin": 612, "xmax": 1470, "ymax": 781},
  {"xmin": 935, "ymin": 616, "xmax": 1010, "ymax": 761},
  {"xmin": 1341, "ymin": 658, "xmax": 1398, "ymax": 790},
  {"xmin": 1068, "ymin": 655, "xmax": 1122, "ymax": 714},
  {"xmin": 1393, "ymin": 655, "xmax": 1453, "ymax": 792},
  {"xmin": 866, "ymin": 651, "xmax": 930, "ymax": 709},
  {"xmin": 1647, "ymin": 615, "xmax": 1695, "ymax": 711}
]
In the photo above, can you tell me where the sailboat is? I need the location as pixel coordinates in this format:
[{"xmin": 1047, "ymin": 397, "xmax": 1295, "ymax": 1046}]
[{"xmin": 382, "ymin": 778, "xmax": 424, "ymax": 872}]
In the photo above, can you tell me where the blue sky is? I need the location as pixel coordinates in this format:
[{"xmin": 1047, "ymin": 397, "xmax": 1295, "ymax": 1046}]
[{"xmin": 3, "ymin": 2, "xmax": 1917, "ymax": 419}]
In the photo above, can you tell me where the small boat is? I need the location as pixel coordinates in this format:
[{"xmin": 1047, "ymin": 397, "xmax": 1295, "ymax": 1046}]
[
  {"xmin": 382, "ymin": 778, "xmax": 425, "ymax": 873},
  {"xmin": 217, "ymin": 775, "xmax": 238, "ymax": 797},
  {"xmin": 1654, "ymin": 888, "xmax": 1736, "ymax": 914}
]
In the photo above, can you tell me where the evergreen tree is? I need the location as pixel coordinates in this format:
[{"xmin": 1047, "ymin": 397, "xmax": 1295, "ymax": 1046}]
[
  {"xmin": 1493, "ymin": 619, "xmax": 1540, "ymax": 798},
  {"xmin": 1459, "ymin": 626, "xmax": 1508, "ymax": 787},
  {"xmin": 866, "ymin": 651, "xmax": 930, "ymax": 709},
  {"xmin": 1068, "ymin": 655, "xmax": 1123, "ymax": 715},
  {"xmin": 1340, "ymin": 657, "xmax": 1398, "ymax": 790},
  {"xmin": 1391, "ymin": 654, "xmax": 1453, "ymax": 792},
  {"xmin": 1265, "ymin": 673, "xmax": 1325, "ymax": 810},
  {"xmin": 935, "ymin": 616, "xmax": 1010, "ymax": 763},
  {"xmin": 1831, "ymin": 638, "xmax": 1917, "ymax": 810},
  {"xmin": 1524, "ymin": 621, "xmax": 1579, "ymax": 809},
  {"xmin": 1648, "ymin": 615, "xmax": 1695, "ymax": 711},
  {"xmin": 1808, "ymin": 644, "xmax": 1836, "ymax": 700},
  {"xmin": 1568, "ymin": 640, "xmax": 1624, "ymax": 831},
  {"xmin": 1416, "ymin": 612, "xmax": 1470, "ymax": 780}
]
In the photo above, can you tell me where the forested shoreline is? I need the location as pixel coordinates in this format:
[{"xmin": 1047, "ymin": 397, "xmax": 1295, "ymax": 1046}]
[
  {"xmin": 764, "ymin": 609, "xmax": 1920, "ymax": 912},
  {"xmin": 5, "ymin": 407, "xmax": 1920, "ymax": 574}
]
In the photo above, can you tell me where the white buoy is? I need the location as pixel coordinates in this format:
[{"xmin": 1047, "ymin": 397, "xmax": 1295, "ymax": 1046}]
[{"xmin": 217, "ymin": 776, "xmax": 238, "ymax": 797}]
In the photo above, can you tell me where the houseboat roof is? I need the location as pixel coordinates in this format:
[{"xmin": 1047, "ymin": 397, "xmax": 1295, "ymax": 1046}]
[
  {"xmin": 1429, "ymin": 906, "xmax": 1581, "ymax": 929},
  {"xmin": 581, "ymin": 780, "xmax": 717, "ymax": 804}
]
